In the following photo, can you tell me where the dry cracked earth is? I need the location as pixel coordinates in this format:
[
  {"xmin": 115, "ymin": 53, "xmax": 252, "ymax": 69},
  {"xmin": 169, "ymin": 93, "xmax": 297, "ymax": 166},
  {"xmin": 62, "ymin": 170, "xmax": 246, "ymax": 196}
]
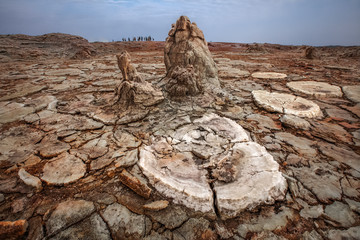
[{"xmin": 0, "ymin": 33, "xmax": 360, "ymax": 240}]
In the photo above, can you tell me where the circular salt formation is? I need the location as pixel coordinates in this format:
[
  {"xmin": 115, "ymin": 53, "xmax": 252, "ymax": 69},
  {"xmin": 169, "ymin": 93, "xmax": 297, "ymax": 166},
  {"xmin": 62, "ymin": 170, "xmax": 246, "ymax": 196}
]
[
  {"xmin": 140, "ymin": 149, "xmax": 213, "ymax": 213},
  {"xmin": 41, "ymin": 152, "xmax": 86, "ymax": 185},
  {"xmin": 139, "ymin": 113, "xmax": 287, "ymax": 219},
  {"xmin": 251, "ymin": 72, "xmax": 287, "ymax": 79},
  {"xmin": 252, "ymin": 90, "xmax": 323, "ymax": 118},
  {"xmin": 287, "ymin": 81, "xmax": 343, "ymax": 98}
]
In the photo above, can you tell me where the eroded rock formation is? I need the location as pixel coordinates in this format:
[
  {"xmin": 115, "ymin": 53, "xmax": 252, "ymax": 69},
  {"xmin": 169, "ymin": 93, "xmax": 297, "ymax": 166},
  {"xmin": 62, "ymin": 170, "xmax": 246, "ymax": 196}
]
[
  {"xmin": 72, "ymin": 46, "xmax": 95, "ymax": 60},
  {"xmin": 245, "ymin": 43, "xmax": 266, "ymax": 53},
  {"xmin": 164, "ymin": 16, "xmax": 220, "ymax": 96},
  {"xmin": 166, "ymin": 65, "xmax": 202, "ymax": 96},
  {"xmin": 114, "ymin": 51, "xmax": 163, "ymax": 109},
  {"xmin": 304, "ymin": 46, "xmax": 317, "ymax": 59},
  {"xmin": 116, "ymin": 51, "xmax": 142, "ymax": 82}
]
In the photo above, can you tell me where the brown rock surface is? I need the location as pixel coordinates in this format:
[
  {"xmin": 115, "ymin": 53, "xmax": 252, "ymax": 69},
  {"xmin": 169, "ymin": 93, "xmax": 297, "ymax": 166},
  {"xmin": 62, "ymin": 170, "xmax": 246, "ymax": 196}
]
[
  {"xmin": 0, "ymin": 32, "xmax": 359, "ymax": 240},
  {"xmin": 0, "ymin": 220, "xmax": 28, "ymax": 240},
  {"xmin": 0, "ymin": 102, "xmax": 35, "ymax": 124},
  {"xmin": 318, "ymin": 142, "xmax": 360, "ymax": 171},
  {"xmin": 0, "ymin": 33, "xmax": 95, "ymax": 60},
  {"xmin": 143, "ymin": 200, "xmax": 169, "ymax": 211},
  {"xmin": 119, "ymin": 169, "xmax": 152, "ymax": 199},
  {"xmin": 46, "ymin": 200, "xmax": 96, "ymax": 237},
  {"xmin": 37, "ymin": 135, "xmax": 71, "ymax": 158},
  {"xmin": 310, "ymin": 120, "xmax": 353, "ymax": 143},
  {"xmin": 0, "ymin": 125, "xmax": 44, "ymax": 168}
]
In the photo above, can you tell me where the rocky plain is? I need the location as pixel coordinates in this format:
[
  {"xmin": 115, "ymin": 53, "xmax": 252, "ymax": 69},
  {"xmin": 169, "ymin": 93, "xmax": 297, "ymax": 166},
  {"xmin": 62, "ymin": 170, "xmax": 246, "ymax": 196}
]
[{"xmin": 0, "ymin": 16, "xmax": 360, "ymax": 240}]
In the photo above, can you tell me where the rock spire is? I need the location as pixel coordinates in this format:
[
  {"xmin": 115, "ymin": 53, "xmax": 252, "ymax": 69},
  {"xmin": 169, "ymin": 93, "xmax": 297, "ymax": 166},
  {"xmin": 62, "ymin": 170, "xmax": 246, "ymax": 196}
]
[{"xmin": 164, "ymin": 16, "xmax": 220, "ymax": 96}]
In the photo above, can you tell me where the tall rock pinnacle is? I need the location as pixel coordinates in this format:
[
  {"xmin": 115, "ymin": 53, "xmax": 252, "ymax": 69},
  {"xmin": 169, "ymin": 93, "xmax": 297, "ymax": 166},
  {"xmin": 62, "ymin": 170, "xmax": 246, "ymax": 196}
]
[{"xmin": 164, "ymin": 16, "xmax": 220, "ymax": 96}]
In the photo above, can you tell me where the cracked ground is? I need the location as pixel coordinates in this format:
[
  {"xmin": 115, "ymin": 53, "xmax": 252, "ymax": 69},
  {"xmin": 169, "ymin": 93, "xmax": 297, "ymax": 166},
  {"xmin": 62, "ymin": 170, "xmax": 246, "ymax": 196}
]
[{"xmin": 0, "ymin": 34, "xmax": 360, "ymax": 239}]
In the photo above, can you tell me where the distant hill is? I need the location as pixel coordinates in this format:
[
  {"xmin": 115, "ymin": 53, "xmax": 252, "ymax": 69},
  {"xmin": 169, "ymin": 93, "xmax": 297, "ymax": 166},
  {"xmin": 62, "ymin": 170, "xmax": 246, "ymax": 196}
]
[
  {"xmin": 0, "ymin": 33, "xmax": 359, "ymax": 62},
  {"xmin": 0, "ymin": 33, "xmax": 95, "ymax": 61}
]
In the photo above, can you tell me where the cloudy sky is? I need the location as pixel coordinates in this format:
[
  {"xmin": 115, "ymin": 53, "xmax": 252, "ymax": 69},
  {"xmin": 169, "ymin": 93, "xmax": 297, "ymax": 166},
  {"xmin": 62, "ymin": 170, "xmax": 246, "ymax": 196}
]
[{"xmin": 0, "ymin": 0, "xmax": 359, "ymax": 46}]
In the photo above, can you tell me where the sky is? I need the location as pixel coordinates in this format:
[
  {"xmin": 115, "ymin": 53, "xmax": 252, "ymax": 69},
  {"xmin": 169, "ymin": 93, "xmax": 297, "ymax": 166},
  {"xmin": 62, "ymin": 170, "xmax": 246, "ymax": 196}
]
[{"xmin": 0, "ymin": 0, "xmax": 359, "ymax": 46}]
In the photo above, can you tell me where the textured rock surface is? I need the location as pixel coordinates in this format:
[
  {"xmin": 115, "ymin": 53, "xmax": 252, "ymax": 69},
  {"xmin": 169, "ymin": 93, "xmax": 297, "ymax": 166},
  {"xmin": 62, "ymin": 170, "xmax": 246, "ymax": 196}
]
[
  {"xmin": 237, "ymin": 207, "xmax": 294, "ymax": 238},
  {"xmin": 164, "ymin": 16, "xmax": 220, "ymax": 94},
  {"xmin": 291, "ymin": 162, "xmax": 342, "ymax": 203},
  {"xmin": 343, "ymin": 85, "xmax": 360, "ymax": 102},
  {"xmin": 318, "ymin": 142, "xmax": 360, "ymax": 171},
  {"xmin": 27, "ymin": 216, "xmax": 44, "ymax": 240},
  {"xmin": 113, "ymin": 129, "xmax": 141, "ymax": 149},
  {"xmin": 326, "ymin": 107, "xmax": 358, "ymax": 122},
  {"xmin": 280, "ymin": 114, "xmax": 311, "ymax": 130},
  {"xmin": 114, "ymin": 148, "xmax": 138, "ymax": 167},
  {"xmin": 0, "ymin": 84, "xmax": 46, "ymax": 101},
  {"xmin": 146, "ymin": 205, "xmax": 188, "ymax": 229},
  {"xmin": 116, "ymin": 80, "xmax": 164, "ymax": 108},
  {"xmin": 219, "ymin": 66, "xmax": 250, "ymax": 79},
  {"xmin": 247, "ymin": 113, "xmax": 282, "ymax": 132},
  {"xmin": 275, "ymin": 132, "xmax": 317, "ymax": 157},
  {"xmin": 287, "ymin": 81, "xmax": 343, "ymax": 98},
  {"xmin": 324, "ymin": 201, "xmax": 358, "ymax": 227},
  {"xmin": 0, "ymin": 125, "xmax": 44, "ymax": 167},
  {"xmin": 37, "ymin": 135, "xmax": 71, "ymax": 158},
  {"xmin": 46, "ymin": 200, "xmax": 95, "ymax": 236},
  {"xmin": 173, "ymin": 218, "xmax": 214, "ymax": 240},
  {"xmin": 252, "ymin": 90, "xmax": 323, "ymax": 118},
  {"xmin": 0, "ymin": 220, "xmax": 28, "ymax": 240},
  {"xmin": 0, "ymin": 102, "xmax": 35, "ymax": 124},
  {"xmin": 41, "ymin": 153, "xmax": 86, "ymax": 185},
  {"xmin": 327, "ymin": 226, "xmax": 360, "ymax": 240},
  {"xmin": 50, "ymin": 214, "xmax": 111, "ymax": 240},
  {"xmin": 102, "ymin": 203, "xmax": 151, "ymax": 238},
  {"xmin": 310, "ymin": 121, "xmax": 353, "ymax": 143},
  {"xmin": 118, "ymin": 169, "xmax": 152, "ymax": 199},
  {"xmin": 166, "ymin": 65, "xmax": 202, "ymax": 96},
  {"xmin": 300, "ymin": 203, "xmax": 323, "ymax": 219},
  {"xmin": 37, "ymin": 111, "xmax": 104, "ymax": 132}
]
